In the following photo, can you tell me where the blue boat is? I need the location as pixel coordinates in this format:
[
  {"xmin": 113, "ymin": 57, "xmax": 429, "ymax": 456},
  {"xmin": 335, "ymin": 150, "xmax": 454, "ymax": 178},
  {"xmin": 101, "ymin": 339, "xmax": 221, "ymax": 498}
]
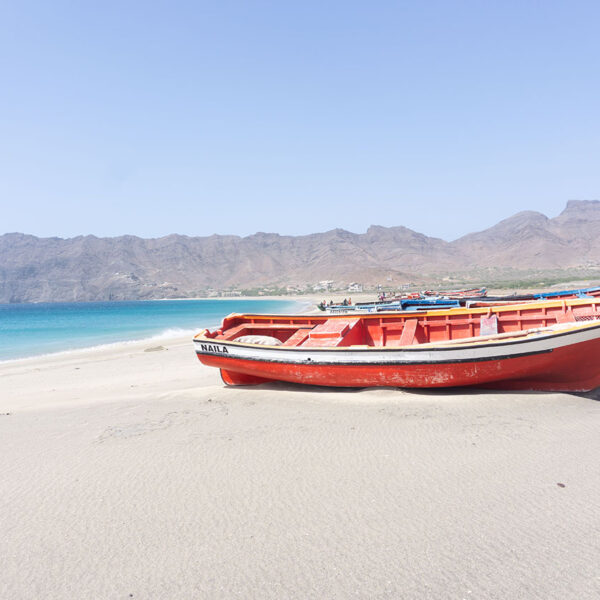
[
  {"xmin": 532, "ymin": 286, "xmax": 600, "ymax": 299},
  {"xmin": 320, "ymin": 285, "xmax": 600, "ymax": 314},
  {"xmin": 327, "ymin": 298, "xmax": 460, "ymax": 313}
]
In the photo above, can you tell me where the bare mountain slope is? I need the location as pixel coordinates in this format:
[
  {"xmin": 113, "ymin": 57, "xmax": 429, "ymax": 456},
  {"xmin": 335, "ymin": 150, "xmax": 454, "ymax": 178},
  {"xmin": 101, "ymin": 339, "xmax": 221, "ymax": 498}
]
[
  {"xmin": 1, "ymin": 200, "xmax": 599, "ymax": 302},
  {"xmin": 451, "ymin": 211, "xmax": 567, "ymax": 268},
  {"xmin": 451, "ymin": 200, "xmax": 600, "ymax": 268}
]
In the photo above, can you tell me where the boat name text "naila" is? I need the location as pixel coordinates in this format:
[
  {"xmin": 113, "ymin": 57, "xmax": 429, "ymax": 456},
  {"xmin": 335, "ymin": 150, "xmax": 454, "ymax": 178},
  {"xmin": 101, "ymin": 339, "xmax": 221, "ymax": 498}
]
[{"xmin": 200, "ymin": 343, "xmax": 229, "ymax": 354}]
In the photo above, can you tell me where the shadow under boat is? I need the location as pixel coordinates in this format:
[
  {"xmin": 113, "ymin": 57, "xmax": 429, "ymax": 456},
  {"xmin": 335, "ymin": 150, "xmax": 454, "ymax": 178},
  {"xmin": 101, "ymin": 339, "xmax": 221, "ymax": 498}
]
[{"xmin": 218, "ymin": 379, "xmax": 600, "ymax": 401}]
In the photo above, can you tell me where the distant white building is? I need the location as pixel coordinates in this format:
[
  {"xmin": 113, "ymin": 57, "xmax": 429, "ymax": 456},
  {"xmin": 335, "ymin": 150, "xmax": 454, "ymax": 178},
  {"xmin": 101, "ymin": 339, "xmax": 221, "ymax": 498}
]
[
  {"xmin": 348, "ymin": 282, "xmax": 363, "ymax": 292},
  {"xmin": 313, "ymin": 280, "xmax": 334, "ymax": 292},
  {"xmin": 286, "ymin": 284, "xmax": 308, "ymax": 293}
]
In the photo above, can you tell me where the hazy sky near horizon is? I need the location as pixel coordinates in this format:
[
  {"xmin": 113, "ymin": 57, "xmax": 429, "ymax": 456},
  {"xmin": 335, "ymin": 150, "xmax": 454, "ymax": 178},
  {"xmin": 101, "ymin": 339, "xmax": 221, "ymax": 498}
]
[{"xmin": 1, "ymin": 0, "xmax": 599, "ymax": 241}]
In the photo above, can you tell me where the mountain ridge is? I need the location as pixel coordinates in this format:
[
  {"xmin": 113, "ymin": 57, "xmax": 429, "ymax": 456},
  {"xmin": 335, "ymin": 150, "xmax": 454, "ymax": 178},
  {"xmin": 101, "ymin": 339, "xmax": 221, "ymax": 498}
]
[{"xmin": 1, "ymin": 200, "xmax": 599, "ymax": 302}]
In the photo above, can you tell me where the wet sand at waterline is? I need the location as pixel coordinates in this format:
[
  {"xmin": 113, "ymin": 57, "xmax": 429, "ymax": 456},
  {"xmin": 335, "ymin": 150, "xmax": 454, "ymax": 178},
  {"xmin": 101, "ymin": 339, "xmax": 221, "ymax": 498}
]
[{"xmin": 1, "ymin": 337, "xmax": 599, "ymax": 599}]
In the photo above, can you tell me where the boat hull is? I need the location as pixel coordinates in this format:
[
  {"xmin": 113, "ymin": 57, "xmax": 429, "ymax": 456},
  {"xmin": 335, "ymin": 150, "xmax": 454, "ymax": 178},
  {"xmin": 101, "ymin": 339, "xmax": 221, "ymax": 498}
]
[{"xmin": 195, "ymin": 323, "xmax": 600, "ymax": 392}]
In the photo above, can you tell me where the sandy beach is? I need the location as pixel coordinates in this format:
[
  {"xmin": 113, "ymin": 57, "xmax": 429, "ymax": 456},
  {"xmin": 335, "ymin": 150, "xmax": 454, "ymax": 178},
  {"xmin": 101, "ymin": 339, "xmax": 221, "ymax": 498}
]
[{"xmin": 1, "ymin": 335, "xmax": 599, "ymax": 599}]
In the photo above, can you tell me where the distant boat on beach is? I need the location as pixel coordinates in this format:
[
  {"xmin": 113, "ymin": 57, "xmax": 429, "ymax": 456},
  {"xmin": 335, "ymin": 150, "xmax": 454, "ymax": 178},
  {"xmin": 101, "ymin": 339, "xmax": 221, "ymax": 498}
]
[
  {"xmin": 422, "ymin": 286, "xmax": 488, "ymax": 298},
  {"xmin": 319, "ymin": 285, "xmax": 600, "ymax": 314},
  {"xmin": 194, "ymin": 297, "xmax": 600, "ymax": 392}
]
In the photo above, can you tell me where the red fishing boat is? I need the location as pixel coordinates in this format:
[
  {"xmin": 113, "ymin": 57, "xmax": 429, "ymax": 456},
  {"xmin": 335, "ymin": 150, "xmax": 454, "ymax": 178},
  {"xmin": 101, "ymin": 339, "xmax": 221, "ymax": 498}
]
[{"xmin": 194, "ymin": 298, "xmax": 600, "ymax": 392}]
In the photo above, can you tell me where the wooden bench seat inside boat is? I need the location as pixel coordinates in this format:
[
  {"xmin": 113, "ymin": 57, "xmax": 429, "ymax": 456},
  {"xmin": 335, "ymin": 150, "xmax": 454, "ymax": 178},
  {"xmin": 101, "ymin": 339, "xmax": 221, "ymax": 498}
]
[
  {"xmin": 398, "ymin": 318, "xmax": 418, "ymax": 345},
  {"xmin": 281, "ymin": 328, "xmax": 313, "ymax": 346},
  {"xmin": 479, "ymin": 315, "xmax": 498, "ymax": 336},
  {"xmin": 302, "ymin": 319, "xmax": 362, "ymax": 347}
]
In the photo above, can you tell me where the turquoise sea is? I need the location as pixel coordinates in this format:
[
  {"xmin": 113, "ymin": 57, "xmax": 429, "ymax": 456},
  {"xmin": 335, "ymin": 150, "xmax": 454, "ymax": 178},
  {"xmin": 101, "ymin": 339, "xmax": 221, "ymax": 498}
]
[{"xmin": 0, "ymin": 298, "xmax": 306, "ymax": 362}]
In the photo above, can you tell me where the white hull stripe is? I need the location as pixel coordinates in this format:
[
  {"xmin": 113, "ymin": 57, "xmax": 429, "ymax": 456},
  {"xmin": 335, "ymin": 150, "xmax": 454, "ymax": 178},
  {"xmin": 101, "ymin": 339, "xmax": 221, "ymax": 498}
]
[{"xmin": 194, "ymin": 322, "xmax": 600, "ymax": 366}]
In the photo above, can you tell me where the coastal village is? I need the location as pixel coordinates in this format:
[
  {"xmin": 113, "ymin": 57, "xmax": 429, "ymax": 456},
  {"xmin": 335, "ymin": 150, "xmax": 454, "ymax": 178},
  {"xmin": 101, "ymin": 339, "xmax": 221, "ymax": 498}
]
[{"xmin": 205, "ymin": 280, "xmax": 403, "ymax": 297}]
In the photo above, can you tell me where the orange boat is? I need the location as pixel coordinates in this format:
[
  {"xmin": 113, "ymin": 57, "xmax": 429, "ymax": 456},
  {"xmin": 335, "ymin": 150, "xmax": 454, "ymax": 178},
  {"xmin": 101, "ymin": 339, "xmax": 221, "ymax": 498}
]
[{"xmin": 193, "ymin": 298, "xmax": 600, "ymax": 392}]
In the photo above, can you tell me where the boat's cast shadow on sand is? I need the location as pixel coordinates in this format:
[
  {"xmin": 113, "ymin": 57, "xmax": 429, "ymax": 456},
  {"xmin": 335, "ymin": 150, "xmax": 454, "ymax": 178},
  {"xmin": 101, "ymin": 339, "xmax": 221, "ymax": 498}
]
[
  {"xmin": 215, "ymin": 380, "xmax": 600, "ymax": 401},
  {"xmin": 575, "ymin": 387, "xmax": 600, "ymax": 401}
]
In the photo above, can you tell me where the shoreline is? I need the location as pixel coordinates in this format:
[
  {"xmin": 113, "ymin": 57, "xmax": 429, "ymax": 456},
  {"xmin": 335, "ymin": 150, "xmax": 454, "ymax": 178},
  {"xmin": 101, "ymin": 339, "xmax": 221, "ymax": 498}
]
[
  {"xmin": 0, "ymin": 331, "xmax": 194, "ymax": 368},
  {"xmin": 0, "ymin": 297, "xmax": 314, "ymax": 365}
]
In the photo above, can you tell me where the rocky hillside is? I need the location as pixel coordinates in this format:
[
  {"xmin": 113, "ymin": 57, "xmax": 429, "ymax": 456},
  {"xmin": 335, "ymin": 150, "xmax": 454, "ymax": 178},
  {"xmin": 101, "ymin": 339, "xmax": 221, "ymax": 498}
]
[
  {"xmin": 1, "ymin": 200, "xmax": 599, "ymax": 302},
  {"xmin": 453, "ymin": 201, "xmax": 600, "ymax": 269}
]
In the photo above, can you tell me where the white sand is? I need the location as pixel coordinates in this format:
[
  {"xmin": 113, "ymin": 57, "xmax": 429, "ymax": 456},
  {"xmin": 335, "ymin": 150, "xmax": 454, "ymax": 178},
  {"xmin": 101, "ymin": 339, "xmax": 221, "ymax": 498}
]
[{"xmin": 1, "ymin": 336, "xmax": 599, "ymax": 599}]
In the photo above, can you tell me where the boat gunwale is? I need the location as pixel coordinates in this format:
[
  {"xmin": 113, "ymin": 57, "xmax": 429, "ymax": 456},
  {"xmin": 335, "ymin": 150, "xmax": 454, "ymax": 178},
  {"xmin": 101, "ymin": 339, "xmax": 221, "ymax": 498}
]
[
  {"xmin": 193, "ymin": 318, "xmax": 600, "ymax": 354},
  {"xmin": 196, "ymin": 347, "xmax": 554, "ymax": 366}
]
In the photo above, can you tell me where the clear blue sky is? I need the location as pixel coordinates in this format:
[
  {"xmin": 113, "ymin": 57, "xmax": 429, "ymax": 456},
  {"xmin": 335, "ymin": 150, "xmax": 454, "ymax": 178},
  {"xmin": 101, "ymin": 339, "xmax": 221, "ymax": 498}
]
[{"xmin": 1, "ymin": 0, "xmax": 599, "ymax": 241}]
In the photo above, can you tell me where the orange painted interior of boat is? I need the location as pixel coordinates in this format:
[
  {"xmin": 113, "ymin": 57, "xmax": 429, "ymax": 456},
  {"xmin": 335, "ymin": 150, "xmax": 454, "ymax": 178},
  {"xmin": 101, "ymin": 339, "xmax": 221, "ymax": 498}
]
[{"xmin": 200, "ymin": 299, "xmax": 600, "ymax": 349}]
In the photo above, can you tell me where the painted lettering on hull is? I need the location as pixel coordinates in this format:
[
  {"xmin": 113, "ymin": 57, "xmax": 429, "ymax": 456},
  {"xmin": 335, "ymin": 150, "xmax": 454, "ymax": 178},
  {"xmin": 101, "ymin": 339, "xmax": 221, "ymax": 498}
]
[{"xmin": 200, "ymin": 343, "xmax": 229, "ymax": 354}]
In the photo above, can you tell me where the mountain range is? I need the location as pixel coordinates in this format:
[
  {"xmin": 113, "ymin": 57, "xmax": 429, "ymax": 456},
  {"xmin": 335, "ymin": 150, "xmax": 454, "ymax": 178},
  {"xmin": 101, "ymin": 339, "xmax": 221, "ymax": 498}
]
[{"xmin": 1, "ymin": 200, "xmax": 599, "ymax": 302}]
